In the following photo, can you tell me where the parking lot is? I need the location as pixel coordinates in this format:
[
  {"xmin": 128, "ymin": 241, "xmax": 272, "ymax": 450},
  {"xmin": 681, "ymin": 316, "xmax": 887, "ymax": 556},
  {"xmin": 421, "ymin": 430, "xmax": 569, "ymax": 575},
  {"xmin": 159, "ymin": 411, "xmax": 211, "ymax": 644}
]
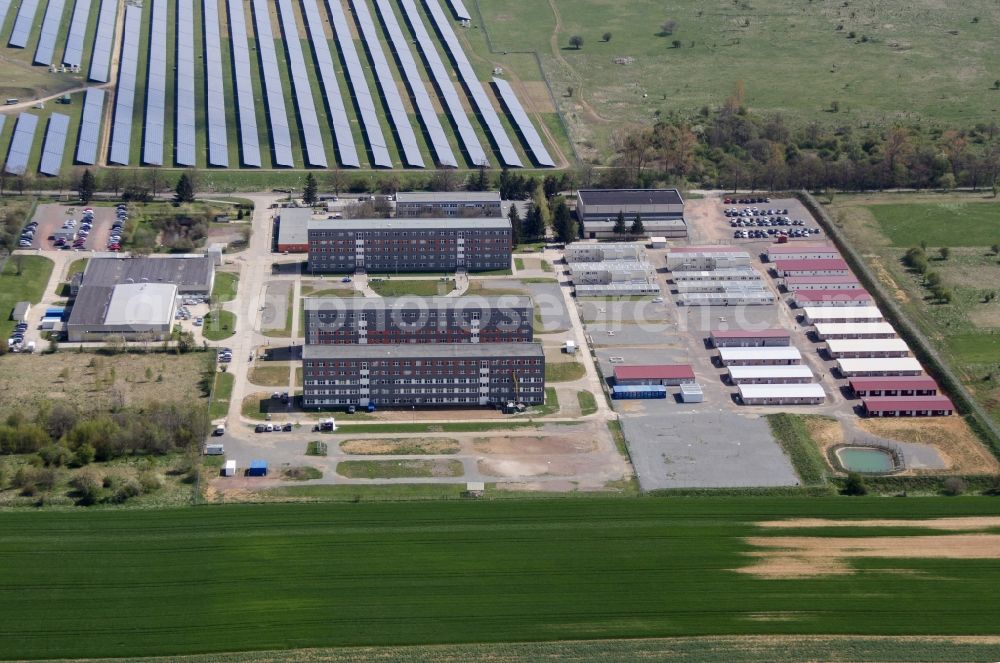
[{"xmin": 26, "ymin": 203, "xmax": 126, "ymax": 252}]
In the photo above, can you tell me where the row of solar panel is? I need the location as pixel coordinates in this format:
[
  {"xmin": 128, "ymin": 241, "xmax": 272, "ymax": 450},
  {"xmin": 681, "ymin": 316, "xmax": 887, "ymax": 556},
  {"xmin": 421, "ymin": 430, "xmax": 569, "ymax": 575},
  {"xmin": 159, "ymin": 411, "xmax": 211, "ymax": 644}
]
[
  {"xmin": 108, "ymin": 5, "xmax": 141, "ymax": 165},
  {"xmin": 39, "ymin": 112, "xmax": 70, "ymax": 175},
  {"xmin": 0, "ymin": 89, "xmax": 104, "ymax": 175},
  {"xmin": 62, "ymin": 0, "xmax": 91, "ymax": 66},
  {"xmin": 276, "ymin": 0, "xmax": 326, "ymax": 167},
  {"xmin": 176, "ymin": 0, "xmax": 198, "ymax": 166},
  {"xmin": 142, "ymin": 0, "xmax": 168, "ymax": 165},
  {"xmin": 226, "ymin": 0, "xmax": 261, "ymax": 167},
  {"xmin": 33, "ymin": 0, "xmax": 65, "ymax": 65},
  {"xmin": 88, "ymin": 0, "xmax": 117, "ymax": 82},
  {"xmin": 202, "ymin": 0, "xmax": 229, "ymax": 166}
]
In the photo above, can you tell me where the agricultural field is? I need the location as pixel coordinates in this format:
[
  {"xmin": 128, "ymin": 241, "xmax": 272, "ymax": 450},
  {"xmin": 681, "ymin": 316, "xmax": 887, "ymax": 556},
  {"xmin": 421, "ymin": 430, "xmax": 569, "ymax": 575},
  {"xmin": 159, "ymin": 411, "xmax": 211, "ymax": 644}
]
[
  {"xmin": 827, "ymin": 193, "xmax": 1000, "ymax": 424},
  {"xmin": 1, "ymin": 498, "xmax": 1000, "ymax": 659},
  {"xmin": 0, "ymin": 0, "xmax": 563, "ymax": 179}
]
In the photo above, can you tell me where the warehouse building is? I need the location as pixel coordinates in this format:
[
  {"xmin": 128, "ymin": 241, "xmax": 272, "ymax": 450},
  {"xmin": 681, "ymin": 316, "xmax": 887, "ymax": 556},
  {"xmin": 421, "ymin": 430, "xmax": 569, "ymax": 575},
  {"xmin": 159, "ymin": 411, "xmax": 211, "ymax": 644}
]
[
  {"xmin": 394, "ymin": 191, "xmax": 502, "ymax": 218},
  {"xmin": 71, "ymin": 255, "xmax": 216, "ymax": 296},
  {"xmin": 836, "ymin": 358, "xmax": 923, "ymax": 377},
  {"xmin": 577, "ymin": 188, "xmax": 686, "ymax": 239},
  {"xmin": 738, "ymin": 383, "xmax": 826, "ymax": 405},
  {"xmin": 564, "ymin": 242, "xmax": 645, "ymax": 263},
  {"xmin": 727, "ymin": 365, "xmax": 815, "ymax": 384},
  {"xmin": 718, "ymin": 346, "xmax": 802, "ymax": 366},
  {"xmin": 826, "ymin": 338, "xmax": 911, "ymax": 359},
  {"xmin": 678, "ymin": 286, "xmax": 775, "ymax": 306},
  {"xmin": 766, "ymin": 244, "xmax": 841, "ymax": 262},
  {"xmin": 303, "ymin": 296, "xmax": 534, "ymax": 345},
  {"xmin": 302, "ymin": 343, "xmax": 545, "ymax": 408},
  {"xmin": 667, "ymin": 248, "xmax": 751, "ymax": 272},
  {"xmin": 792, "ymin": 289, "xmax": 873, "ymax": 308},
  {"xmin": 814, "ymin": 322, "xmax": 898, "ymax": 340},
  {"xmin": 803, "ymin": 306, "xmax": 884, "ymax": 325},
  {"xmin": 671, "ymin": 268, "xmax": 760, "ymax": 282},
  {"xmin": 709, "ymin": 329, "xmax": 791, "ymax": 347},
  {"xmin": 773, "ymin": 258, "xmax": 851, "ymax": 277},
  {"xmin": 849, "ymin": 376, "xmax": 939, "ymax": 398},
  {"xmin": 307, "ymin": 218, "xmax": 511, "ymax": 273},
  {"xmin": 66, "ymin": 283, "xmax": 177, "ymax": 342},
  {"xmin": 613, "ymin": 364, "xmax": 696, "ymax": 386},
  {"xmin": 276, "ymin": 208, "xmax": 311, "ymax": 253},
  {"xmin": 783, "ymin": 274, "xmax": 862, "ymax": 291},
  {"xmin": 862, "ymin": 396, "xmax": 955, "ymax": 417}
]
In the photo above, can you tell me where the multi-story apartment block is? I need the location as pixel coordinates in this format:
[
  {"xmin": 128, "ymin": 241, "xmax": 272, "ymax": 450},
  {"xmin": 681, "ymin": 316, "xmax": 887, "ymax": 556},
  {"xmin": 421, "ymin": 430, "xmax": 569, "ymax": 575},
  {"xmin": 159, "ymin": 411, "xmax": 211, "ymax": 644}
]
[{"xmin": 307, "ymin": 218, "xmax": 511, "ymax": 273}]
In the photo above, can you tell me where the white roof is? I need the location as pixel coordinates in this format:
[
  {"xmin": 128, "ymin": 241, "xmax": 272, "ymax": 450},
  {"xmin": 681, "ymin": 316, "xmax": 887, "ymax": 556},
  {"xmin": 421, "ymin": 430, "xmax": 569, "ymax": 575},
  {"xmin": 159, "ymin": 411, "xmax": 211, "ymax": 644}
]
[
  {"xmin": 814, "ymin": 322, "xmax": 897, "ymax": 336},
  {"xmin": 104, "ymin": 283, "xmax": 177, "ymax": 325},
  {"xmin": 837, "ymin": 358, "xmax": 923, "ymax": 373},
  {"xmin": 718, "ymin": 346, "xmax": 802, "ymax": 361},
  {"xmin": 223, "ymin": 460, "xmax": 237, "ymax": 469},
  {"xmin": 826, "ymin": 338, "xmax": 910, "ymax": 354},
  {"xmin": 803, "ymin": 306, "xmax": 883, "ymax": 320},
  {"xmin": 739, "ymin": 383, "xmax": 825, "ymax": 399},
  {"xmin": 728, "ymin": 365, "xmax": 814, "ymax": 379}
]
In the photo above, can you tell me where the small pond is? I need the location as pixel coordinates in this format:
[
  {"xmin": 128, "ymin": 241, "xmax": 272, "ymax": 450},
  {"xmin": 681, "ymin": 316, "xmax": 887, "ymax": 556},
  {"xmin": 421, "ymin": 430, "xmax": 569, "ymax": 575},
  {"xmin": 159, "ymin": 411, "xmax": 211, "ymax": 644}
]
[{"xmin": 835, "ymin": 446, "xmax": 896, "ymax": 473}]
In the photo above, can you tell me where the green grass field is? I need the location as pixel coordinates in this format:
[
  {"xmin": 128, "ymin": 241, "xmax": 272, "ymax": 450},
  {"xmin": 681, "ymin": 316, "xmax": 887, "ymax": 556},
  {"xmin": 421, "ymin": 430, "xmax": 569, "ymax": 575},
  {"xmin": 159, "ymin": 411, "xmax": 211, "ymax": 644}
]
[
  {"xmin": 208, "ymin": 371, "xmax": 234, "ymax": 420},
  {"xmin": 869, "ymin": 202, "xmax": 1000, "ymax": 247},
  {"xmin": 211, "ymin": 272, "xmax": 239, "ymax": 303},
  {"xmin": 0, "ymin": 255, "xmax": 53, "ymax": 338},
  {"xmin": 2, "ymin": 498, "xmax": 1000, "ymax": 659},
  {"xmin": 201, "ymin": 310, "xmax": 236, "ymax": 341},
  {"xmin": 545, "ymin": 361, "xmax": 586, "ymax": 382},
  {"xmin": 336, "ymin": 459, "xmax": 464, "ymax": 479},
  {"xmin": 369, "ymin": 278, "xmax": 456, "ymax": 297}
]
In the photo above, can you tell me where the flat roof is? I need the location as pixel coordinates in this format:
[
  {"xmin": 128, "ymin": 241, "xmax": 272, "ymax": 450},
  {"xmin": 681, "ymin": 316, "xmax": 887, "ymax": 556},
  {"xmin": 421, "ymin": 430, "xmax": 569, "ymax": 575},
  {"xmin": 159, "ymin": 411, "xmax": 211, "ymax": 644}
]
[
  {"xmin": 784, "ymin": 275, "xmax": 861, "ymax": 285},
  {"xmin": 767, "ymin": 243, "xmax": 839, "ymax": 254},
  {"xmin": 827, "ymin": 339, "xmax": 910, "ymax": 354},
  {"xmin": 803, "ymin": 306, "xmax": 883, "ymax": 320},
  {"xmin": 863, "ymin": 396, "xmax": 954, "ymax": 411},
  {"xmin": 569, "ymin": 260, "xmax": 649, "ymax": 272},
  {"xmin": 395, "ymin": 191, "xmax": 501, "ymax": 203},
  {"xmin": 104, "ymin": 283, "xmax": 177, "ymax": 325},
  {"xmin": 612, "ymin": 384, "xmax": 667, "ymax": 394},
  {"xmin": 66, "ymin": 285, "xmax": 116, "ymax": 326},
  {"xmin": 669, "ymin": 245, "xmax": 747, "ymax": 254},
  {"xmin": 304, "ymin": 295, "xmax": 532, "ymax": 311},
  {"xmin": 578, "ymin": 188, "xmax": 683, "ymax": 207},
  {"xmin": 837, "ymin": 358, "xmax": 923, "ymax": 373},
  {"xmin": 739, "ymin": 383, "xmax": 825, "ymax": 399},
  {"xmin": 774, "ymin": 258, "xmax": 850, "ymax": 271},
  {"xmin": 278, "ymin": 208, "xmax": 312, "ymax": 245},
  {"xmin": 718, "ymin": 346, "xmax": 802, "ymax": 360},
  {"xmin": 849, "ymin": 376, "xmax": 938, "ymax": 390},
  {"xmin": 309, "ymin": 217, "xmax": 511, "ymax": 231},
  {"xmin": 303, "ymin": 342, "xmax": 544, "ymax": 360},
  {"xmin": 814, "ymin": 322, "xmax": 897, "ymax": 335},
  {"xmin": 728, "ymin": 365, "xmax": 814, "ymax": 379},
  {"xmin": 81, "ymin": 256, "xmax": 214, "ymax": 289},
  {"xmin": 614, "ymin": 364, "xmax": 695, "ymax": 380},
  {"xmin": 672, "ymin": 268, "xmax": 759, "ymax": 278},
  {"xmin": 794, "ymin": 289, "xmax": 871, "ymax": 302},
  {"xmin": 711, "ymin": 329, "xmax": 790, "ymax": 339}
]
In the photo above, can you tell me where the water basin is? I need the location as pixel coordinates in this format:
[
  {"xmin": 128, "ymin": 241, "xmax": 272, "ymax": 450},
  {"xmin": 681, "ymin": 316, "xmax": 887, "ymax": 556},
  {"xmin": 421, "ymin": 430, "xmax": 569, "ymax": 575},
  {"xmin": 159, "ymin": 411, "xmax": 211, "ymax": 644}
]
[{"xmin": 835, "ymin": 446, "xmax": 896, "ymax": 473}]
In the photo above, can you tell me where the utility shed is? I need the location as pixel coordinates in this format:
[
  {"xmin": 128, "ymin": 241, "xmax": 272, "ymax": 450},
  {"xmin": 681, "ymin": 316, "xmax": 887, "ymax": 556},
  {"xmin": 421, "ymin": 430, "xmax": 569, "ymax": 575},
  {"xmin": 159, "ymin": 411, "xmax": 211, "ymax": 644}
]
[
  {"xmin": 727, "ymin": 365, "xmax": 814, "ymax": 384},
  {"xmin": 222, "ymin": 460, "xmax": 236, "ymax": 477},
  {"xmin": 826, "ymin": 338, "xmax": 911, "ymax": 359},
  {"xmin": 836, "ymin": 358, "xmax": 923, "ymax": 377},
  {"xmin": 814, "ymin": 323, "xmax": 898, "ymax": 340},
  {"xmin": 718, "ymin": 346, "xmax": 802, "ymax": 366},
  {"xmin": 710, "ymin": 329, "xmax": 790, "ymax": 347},
  {"xmin": 792, "ymin": 289, "xmax": 873, "ymax": 307},
  {"xmin": 849, "ymin": 376, "xmax": 939, "ymax": 398},
  {"xmin": 10, "ymin": 301, "xmax": 30, "ymax": 322},
  {"xmin": 863, "ymin": 396, "xmax": 955, "ymax": 417},
  {"xmin": 247, "ymin": 460, "xmax": 268, "ymax": 477},
  {"xmin": 613, "ymin": 364, "xmax": 696, "ymax": 386},
  {"xmin": 773, "ymin": 258, "xmax": 851, "ymax": 277},
  {"xmin": 679, "ymin": 383, "xmax": 703, "ymax": 403},
  {"xmin": 802, "ymin": 306, "xmax": 884, "ymax": 324},
  {"xmin": 738, "ymin": 383, "xmax": 825, "ymax": 405}
]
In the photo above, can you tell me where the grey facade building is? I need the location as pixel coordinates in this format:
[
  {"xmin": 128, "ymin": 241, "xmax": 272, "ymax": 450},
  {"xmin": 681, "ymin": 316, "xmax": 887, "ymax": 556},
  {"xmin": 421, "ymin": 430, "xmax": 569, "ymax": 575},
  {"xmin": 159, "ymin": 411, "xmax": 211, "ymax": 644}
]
[
  {"xmin": 71, "ymin": 255, "xmax": 215, "ymax": 296},
  {"xmin": 303, "ymin": 295, "xmax": 534, "ymax": 345},
  {"xmin": 66, "ymin": 283, "xmax": 178, "ymax": 342},
  {"xmin": 307, "ymin": 218, "xmax": 511, "ymax": 273},
  {"xmin": 395, "ymin": 191, "xmax": 502, "ymax": 218},
  {"xmin": 302, "ymin": 343, "xmax": 545, "ymax": 408},
  {"xmin": 577, "ymin": 189, "xmax": 686, "ymax": 239}
]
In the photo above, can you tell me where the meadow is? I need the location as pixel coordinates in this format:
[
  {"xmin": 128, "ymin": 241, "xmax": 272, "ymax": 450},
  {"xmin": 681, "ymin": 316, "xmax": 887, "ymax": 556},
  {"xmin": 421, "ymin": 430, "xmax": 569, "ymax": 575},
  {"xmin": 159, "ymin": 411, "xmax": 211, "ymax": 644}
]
[{"xmin": 1, "ymin": 498, "xmax": 1000, "ymax": 659}]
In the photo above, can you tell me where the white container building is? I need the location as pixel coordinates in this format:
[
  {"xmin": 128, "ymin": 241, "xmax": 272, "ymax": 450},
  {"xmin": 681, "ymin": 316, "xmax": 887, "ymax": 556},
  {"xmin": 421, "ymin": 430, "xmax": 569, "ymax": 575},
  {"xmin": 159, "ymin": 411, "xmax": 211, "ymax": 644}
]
[
  {"xmin": 814, "ymin": 323, "xmax": 898, "ymax": 340},
  {"xmin": 666, "ymin": 250, "xmax": 751, "ymax": 271},
  {"xmin": 766, "ymin": 244, "xmax": 841, "ymax": 262},
  {"xmin": 222, "ymin": 460, "xmax": 236, "ymax": 477},
  {"xmin": 671, "ymin": 268, "xmax": 761, "ymax": 282},
  {"xmin": 802, "ymin": 306, "xmax": 884, "ymax": 325},
  {"xmin": 836, "ymin": 357, "xmax": 924, "ymax": 377},
  {"xmin": 738, "ymin": 383, "xmax": 826, "ymax": 405},
  {"xmin": 718, "ymin": 346, "xmax": 802, "ymax": 366},
  {"xmin": 826, "ymin": 338, "xmax": 912, "ymax": 359},
  {"xmin": 564, "ymin": 242, "xmax": 646, "ymax": 263},
  {"xmin": 727, "ymin": 365, "xmax": 815, "ymax": 384}
]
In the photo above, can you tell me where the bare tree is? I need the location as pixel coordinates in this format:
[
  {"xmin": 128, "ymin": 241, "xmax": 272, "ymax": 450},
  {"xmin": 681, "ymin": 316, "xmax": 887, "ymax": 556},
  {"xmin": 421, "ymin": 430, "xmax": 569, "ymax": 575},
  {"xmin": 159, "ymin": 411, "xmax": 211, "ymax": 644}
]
[
  {"xmin": 660, "ymin": 19, "xmax": 678, "ymax": 35},
  {"xmin": 326, "ymin": 170, "xmax": 348, "ymax": 196}
]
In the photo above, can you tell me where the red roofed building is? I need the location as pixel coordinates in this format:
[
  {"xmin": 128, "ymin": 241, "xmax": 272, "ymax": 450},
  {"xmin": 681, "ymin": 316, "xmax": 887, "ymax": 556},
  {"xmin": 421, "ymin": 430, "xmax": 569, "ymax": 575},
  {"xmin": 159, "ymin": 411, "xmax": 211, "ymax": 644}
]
[
  {"xmin": 774, "ymin": 258, "xmax": 851, "ymax": 277},
  {"xmin": 709, "ymin": 329, "xmax": 791, "ymax": 347},
  {"xmin": 863, "ymin": 396, "xmax": 954, "ymax": 417},
  {"xmin": 783, "ymin": 274, "xmax": 863, "ymax": 291},
  {"xmin": 849, "ymin": 376, "xmax": 939, "ymax": 398},
  {"xmin": 613, "ymin": 364, "xmax": 696, "ymax": 386},
  {"xmin": 793, "ymin": 289, "xmax": 873, "ymax": 307},
  {"xmin": 766, "ymin": 244, "xmax": 841, "ymax": 261}
]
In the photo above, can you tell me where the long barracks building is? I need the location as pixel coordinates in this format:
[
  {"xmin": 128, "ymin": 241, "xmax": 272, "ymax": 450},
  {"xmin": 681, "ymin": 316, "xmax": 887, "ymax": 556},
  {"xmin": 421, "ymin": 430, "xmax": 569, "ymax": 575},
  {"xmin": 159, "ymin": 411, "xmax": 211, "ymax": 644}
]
[
  {"xmin": 307, "ymin": 218, "xmax": 512, "ymax": 273},
  {"xmin": 302, "ymin": 296, "xmax": 534, "ymax": 345}
]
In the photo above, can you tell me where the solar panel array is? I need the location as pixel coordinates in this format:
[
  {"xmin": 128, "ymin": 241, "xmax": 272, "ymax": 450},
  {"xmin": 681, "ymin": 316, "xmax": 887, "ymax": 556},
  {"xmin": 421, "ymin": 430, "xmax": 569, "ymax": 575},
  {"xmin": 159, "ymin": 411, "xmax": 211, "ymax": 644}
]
[
  {"xmin": 397, "ymin": 0, "xmax": 486, "ymax": 167},
  {"xmin": 446, "ymin": 0, "xmax": 470, "ymax": 21},
  {"xmin": 299, "ymin": 0, "xmax": 358, "ymax": 167},
  {"xmin": 202, "ymin": 0, "xmax": 228, "ymax": 166},
  {"xmin": 34, "ymin": 0, "xmax": 67, "ymax": 65},
  {"xmin": 39, "ymin": 112, "xmax": 70, "ymax": 175},
  {"xmin": 250, "ymin": 0, "xmax": 294, "ymax": 167},
  {"xmin": 0, "ymin": 115, "xmax": 5, "ymax": 135},
  {"xmin": 371, "ymin": 0, "xmax": 456, "ymax": 167},
  {"xmin": 350, "ymin": 0, "xmax": 423, "ymax": 167},
  {"xmin": 323, "ymin": 0, "xmax": 392, "ymax": 168},
  {"xmin": 88, "ymin": 0, "xmax": 118, "ymax": 81},
  {"xmin": 62, "ymin": 0, "xmax": 92, "ymax": 66},
  {"xmin": 275, "ymin": 0, "xmax": 326, "ymax": 167},
  {"xmin": 225, "ymin": 0, "xmax": 261, "ymax": 167},
  {"xmin": 4, "ymin": 113, "xmax": 39, "ymax": 175},
  {"xmin": 75, "ymin": 87, "xmax": 105, "ymax": 164},
  {"xmin": 492, "ymin": 78, "xmax": 555, "ymax": 167},
  {"xmin": 109, "ymin": 4, "xmax": 142, "ymax": 165},
  {"xmin": 9, "ymin": 0, "xmax": 41, "ymax": 48},
  {"xmin": 0, "ymin": 1, "xmax": 11, "ymax": 35},
  {"xmin": 142, "ymin": 0, "xmax": 168, "ymax": 165},
  {"xmin": 422, "ymin": 0, "xmax": 522, "ymax": 167},
  {"xmin": 175, "ymin": 0, "xmax": 197, "ymax": 165}
]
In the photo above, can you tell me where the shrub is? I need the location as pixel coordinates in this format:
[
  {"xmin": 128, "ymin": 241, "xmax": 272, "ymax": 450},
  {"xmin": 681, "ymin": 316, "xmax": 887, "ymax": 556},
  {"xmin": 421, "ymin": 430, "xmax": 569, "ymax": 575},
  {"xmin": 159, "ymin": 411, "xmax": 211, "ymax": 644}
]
[
  {"xmin": 72, "ymin": 444, "xmax": 95, "ymax": 467},
  {"xmin": 942, "ymin": 477, "xmax": 966, "ymax": 496},
  {"xmin": 70, "ymin": 470, "xmax": 103, "ymax": 505},
  {"xmin": 37, "ymin": 444, "xmax": 72, "ymax": 468},
  {"xmin": 112, "ymin": 478, "xmax": 143, "ymax": 503},
  {"xmin": 138, "ymin": 471, "xmax": 163, "ymax": 493},
  {"xmin": 841, "ymin": 472, "xmax": 868, "ymax": 495}
]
